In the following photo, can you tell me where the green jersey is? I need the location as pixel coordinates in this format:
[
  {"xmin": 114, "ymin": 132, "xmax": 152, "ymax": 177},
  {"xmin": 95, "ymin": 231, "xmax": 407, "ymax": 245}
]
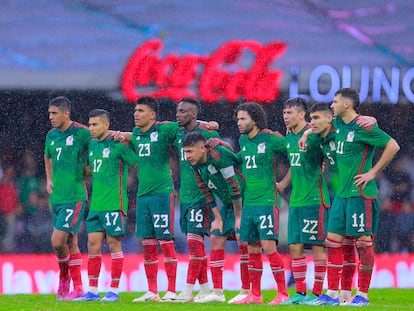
[
  {"xmin": 318, "ymin": 128, "xmax": 339, "ymax": 195},
  {"xmin": 174, "ymin": 123, "xmax": 220, "ymax": 204},
  {"xmin": 286, "ymin": 125, "xmax": 330, "ymax": 208},
  {"xmin": 333, "ymin": 117, "xmax": 391, "ymax": 199},
  {"xmin": 88, "ymin": 136, "xmax": 138, "ymax": 213},
  {"xmin": 192, "ymin": 145, "xmax": 245, "ymax": 209},
  {"xmin": 131, "ymin": 121, "xmax": 179, "ymax": 197},
  {"xmin": 44, "ymin": 122, "xmax": 91, "ymax": 204},
  {"xmin": 238, "ymin": 129, "xmax": 286, "ymax": 206}
]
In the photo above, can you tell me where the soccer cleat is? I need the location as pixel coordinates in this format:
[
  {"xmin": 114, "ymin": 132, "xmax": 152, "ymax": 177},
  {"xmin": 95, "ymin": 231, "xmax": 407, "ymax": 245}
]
[
  {"xmin": 194, "ymin": 290, "xmax": 225, "ymax": 303},
  {"xmin": 228, "ymin": 290, "xmax": 249, "ymax": 304},
  {"xmin": 346, "ymin": 295, "xmax": 369, "ymax": 306},
  {"xmin": 59, "ymin": 289, "xmax": 84, "ymax": 301},
  {"xmin": 172, "ymin": 291, "xmax": 194, "ymax": 302},
  {"xmin": 280, "ymin": 292, "xmax": 306, "ymax": 305},
  {"xmin": 302, "ymin": 293, "xmax": 319, "ymax": 304},
  {"xmin": 233, "ymin": 292, "xmax": 263, "ymax": 304},
  {"xmin": 194, "ymin": 290, "xmax": 210, "ymax": 301},
  {"xmin": 132, "ymin": 291, "xmax": 160, "ymax": 302},
  {"xmin": 160, "ymin": 291, "xmax": 177, "ymax": 302},
  {"xmin": 307, "ymin": 294, "xmax": 339, "ymax": 306},
  {"xmin": 101, "ymin": 292, "xmax": 119, "ymax": 302},
  {"xmin": 56, "ymin": 276, "xmax": 71, "ymax": 300},
  {"xmin": 73, "ymin": 291, "xmax": 101, "ymax": 301},
  {"xmin": 268, "ymin": 293, "xmax": 289, "ymax": 305}
]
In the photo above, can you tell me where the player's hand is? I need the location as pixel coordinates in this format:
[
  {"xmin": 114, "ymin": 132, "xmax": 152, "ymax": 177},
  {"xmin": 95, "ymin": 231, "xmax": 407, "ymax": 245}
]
[
  {"xmin": 356, "ymin": 116, "xmax": 377, "ymax": 129},
  {"xmin": 206, "ymin": 121, "xmax": 219, "ymax": 130},
  {"xmin": 354, "ymin": 169, "xmax": 376, "ymax": 188},
  {"xmin": 111, "ymin": 130, "xmax": 126, "ymax": 142},
  {"xmin": 210, "ymin": 218, "xmax": 223, "ymax": 234},
  {"xmin": 235, "ymin": 216, "xmax": 241, "ymax": 231},
  {"xmin": 46, "ymin": 180, "xmax": 53, "ymax": 194},
  {"xmin": 298, "ymin": 136, "xmax": 308, "ymax": 150},
  {"xmin": 206, "ymin": 138, "xmax": 222, "ymax": 149}
]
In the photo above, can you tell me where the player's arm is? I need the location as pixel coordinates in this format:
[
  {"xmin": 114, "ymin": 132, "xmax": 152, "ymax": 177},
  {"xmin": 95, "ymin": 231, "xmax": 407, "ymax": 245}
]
[
  {"xmin": 110, "ymin": 130, "xmax": 132, "ymax": 143},
  {"xmin": 193, "ymin": 169, "xmax": 223, "ymax": 234},
  {"xmin": 354, "ymin": 138, "xmax": 400, "ymax": 188},
  {"xmin": 298, "ymin": 128, "xmax": 313, "ymax": 150},
  {"xmin": 197, "ymin": 120, "xmax": 219, "ymax": 131},
  {"xmin": 44, "ymin": 156, "xmax": 53, "ymax": 194},
  {"xmin": 356, "ymin": 115, "xmax": 377, "ymax": 129},
  {"xmin": 277, "ymin": 168, "xmax": 291, "ymax": 193},
  {"xmin": 206, "ymin": 138, "xmax": 234, "ymax": 152}
]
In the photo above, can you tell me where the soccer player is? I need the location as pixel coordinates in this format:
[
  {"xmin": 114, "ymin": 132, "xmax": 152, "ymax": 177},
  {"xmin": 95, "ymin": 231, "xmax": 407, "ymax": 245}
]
[
  {"xmin": 299, "ymin": 102, "xmax": 377, "ymax": 304},
  {"xmin": 129, "ymin": 96, "xmax": 180, "ymax": 303},
  {"xmin": 182, "ymin": 132, "xmax": 248, "ymax": 303},
  {"xmin": 233, "ymin": 102, "xmax": 289, "ymax": 305},
  {"xmin": 173, "ymin": 98, "xmax": 223, "ymax": 302},
  {"xmin": 44, "ymin": 96, "xmax": 89, "ymax": 300},
  {"xmin": 280, "ymin": 98, "xmax": 330, "ymax": 305},
  {"xmin": 75, "ymin": 109, "xmax": 139, "ymax": 302},
  {"xmin": 311, "ymin": 88, "xmax": 400, "ymax": 306}
]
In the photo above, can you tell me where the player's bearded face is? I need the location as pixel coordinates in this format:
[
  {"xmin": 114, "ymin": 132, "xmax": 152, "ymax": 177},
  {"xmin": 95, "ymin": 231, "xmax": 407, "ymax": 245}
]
[{"xmin": 237, "ymin": 111, "xmax": 255, "ymax": 134}]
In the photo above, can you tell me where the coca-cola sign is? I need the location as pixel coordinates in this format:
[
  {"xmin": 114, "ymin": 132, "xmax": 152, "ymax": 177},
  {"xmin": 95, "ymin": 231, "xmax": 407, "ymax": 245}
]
[{"xmin": 121, "ymin": 39, "xmax": 287, "ymax": 103}]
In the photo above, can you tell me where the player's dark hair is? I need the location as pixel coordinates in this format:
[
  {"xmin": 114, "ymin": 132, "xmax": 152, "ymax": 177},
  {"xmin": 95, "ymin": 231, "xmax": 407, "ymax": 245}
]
[
  {"xmin": 283, "ymin": 97, "xmax": 308, "ymax": 112},
  {"xmin": 49, "ymin": 96, "xmax": 71, "ymax": 111},
  {"xmin": 136, "ymin": 96, "xmax": 159, "ymax": 113},
  {"xmin": 309, "ymin": 102, "xmax": 332, "ymax": 114},
  {"xmin": 89, "ymin": 109, "xmax": 109, "ymax": 121},
  {"xmin": 179, "ymin": 97, "xmax": 201, "ymax": 112},
  {"xmin": 335, "ymin": 88, "xmax": 360, "ymax": 111},
  {"xmin": 234, "ymin": 102, "xmax": 267, "ymax": 130},
  {"xmin": 183, "ymin": 131, "xmax": 207, "ymax": 147}
]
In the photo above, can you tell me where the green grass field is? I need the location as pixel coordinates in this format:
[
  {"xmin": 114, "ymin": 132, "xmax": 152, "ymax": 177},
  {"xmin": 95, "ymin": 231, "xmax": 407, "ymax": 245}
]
[{"xmin": 0, "ymin": 289, "xmax": 412, "ymax": 311}]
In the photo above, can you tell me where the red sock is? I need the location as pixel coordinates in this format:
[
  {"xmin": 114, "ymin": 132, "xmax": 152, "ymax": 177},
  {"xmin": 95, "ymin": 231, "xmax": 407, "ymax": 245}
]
[
  {"xmin": 88, "ymin": 255, "xmax": 102, "ymax": 287},
  {"xmin": 57, "ymin": 252, "xmax": 70, "ymax": 279},
  {"xmin": 199, "ymin": 254, "xmax": 208, "ymax": 285},
  {"xmin": 313, "ymin": 259, "xmax": 326, "ymax": 295},
  {"xmin": 248, "ymin": 253, "xmax": 263, "ymax": 297},
  {"xmin": 187, "ymin": 234, "xmax": 205, "ymax": 285},
  {"xmin": 143, "ymin": 238, "xmax": 159, "ymax": 293},
  {"xmin": 111, "ymin": 252, "xmax": 124, "ymax": 289},
  {"xmin": 326, "ymin": 238, "xmax": 343, "ymax": 291},
  {"xmin": 210, "ymin": 249, "xmax": 225, "ymax": 289},
  {"xmin": 342, "ymin": 237, "xmax": 357, "ymax": 291},
  {"xmin": 239, "ymin": 245, "xmax": 250, "ymax": 290},
  {"xmin": 356, "ymin": 240, "xmax": 374, "ymax": 293},
  {"xmin": 268, "ymin": 251, "xmax": 288, "ymax": 296},
  {"xmin": 159, "ymin": 239, "xmax": 177, "ymax": 293},
  {"xmin": 69, "ymin": 252, "xmax": 83, "ymax": 291},
  {"xmin": 291, "ymin": 256, "xmax": 307, "ymax": 294}
]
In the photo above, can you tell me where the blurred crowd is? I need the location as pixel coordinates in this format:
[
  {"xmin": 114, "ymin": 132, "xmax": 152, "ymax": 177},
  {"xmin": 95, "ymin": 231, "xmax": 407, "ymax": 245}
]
[{"xmin": 0, "ymin": 146, "xmax": 413, "ymax": 254}]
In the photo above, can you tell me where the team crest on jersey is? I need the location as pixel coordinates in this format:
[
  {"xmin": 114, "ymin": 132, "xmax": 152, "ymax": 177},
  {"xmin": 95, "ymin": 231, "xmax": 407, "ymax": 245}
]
[
  {"xmin": 207, "ymin": 164, "xmax": 218, "ymax": 174},
  {"xmin": 66, "ymin": 135, "xmax": 73, "ymax": 146},
  {"xmin": 347, "ymin": 131, "xmax": 355, "ymax": 142},
  {"xmin": 329, "ymin": 141, "xmax": 336, "ymax": 151},
  {"xmin": 257, "ymin": 142, "xmax": 266, "ymax": 153},
  {"xmin": 102, "ymin": 147, "xmax": 110, "ymax": 158},
  {"xmin": 150, "ymin": 131, "xmax": 158, "ymax": 142}
]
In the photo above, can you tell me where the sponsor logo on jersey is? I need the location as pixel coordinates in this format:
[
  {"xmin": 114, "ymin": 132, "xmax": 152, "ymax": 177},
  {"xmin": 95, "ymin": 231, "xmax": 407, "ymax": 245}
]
[
  {"xmin": 150, "ymin": 131, "xmax": 158, "ymax": 142},
  {"xmin": 136, "ymin": 136, "xmax": 140, "ymax": 140},
  {"xmin": 66, "ymin": 135, "xmax": 74, "ymax": 146},
  {"xmin": 163, "ymin": 229, "xmax": 170, "ymax": 234},
  {"xmin": 346, "ymin": 131, "xmax": 354, "ymax": 142},
  {"xmin": 115, "ymin": 226, "xmax": 122, "ymax": 232},
  {"xmin": 266, "ymin": 230, "xmax": 273, "ymax": 235},
  {"xmin": 286, "ymin": 143, "xmax": 290, "ymax": 148},
  {"xmin": 103, "ymin": 147, "xmax": 110, "ymax": 158},
  {"xmin": 63, "ymin": 223, "xmax": 69, "ymax": 228},
  {"xmin": 336, "ymin": 129, "xmax": 340, "ymax": 134},
  {"xmin": 358, "ymin": 227, "xmax": 365, "ymax": 232},
  {"xmin": 89, "ymin": 151, "xmax": 93, "ymax": 156},
  {"xmin": 241, "ymin": 146, "xmax": 246, "ymax": 151},
  {"xmin": 257, "ymin": 142, "xmax": 266, "ymax": 153},
  {"xmin": 309, "ymin": 235, "xmax": 317, "ymax": 240},
  {"xmin": 51, "ymin": 141, "xmax": 54, "ymax": 145},
  {"xmin": 196, "ymin": 223, "xmax": 202, "ymax": 228}
]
